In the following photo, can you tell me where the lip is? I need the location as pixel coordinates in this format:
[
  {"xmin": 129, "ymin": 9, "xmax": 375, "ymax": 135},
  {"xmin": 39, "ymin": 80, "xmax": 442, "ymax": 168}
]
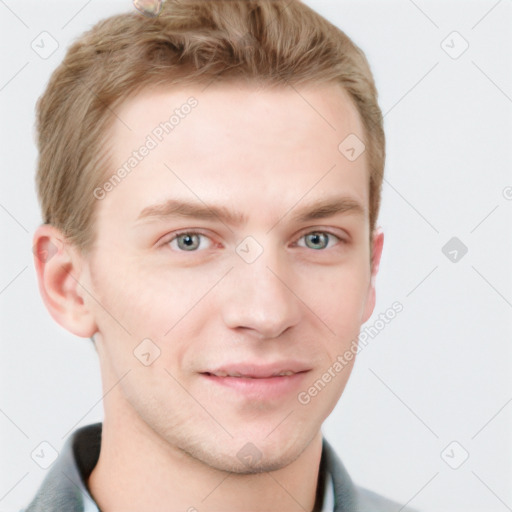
[
  {"xmin": 200, "ymin": 362, "xmax": 311, "ymax": 400},
  {"xmin": 204, "ymin": 362, "xmax": 311, "ymax": 379}
]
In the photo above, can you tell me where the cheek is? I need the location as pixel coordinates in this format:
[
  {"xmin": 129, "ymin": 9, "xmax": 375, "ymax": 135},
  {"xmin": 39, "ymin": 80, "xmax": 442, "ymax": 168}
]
[
  {"xmin": 300, "ymin": 261, "xmax": 370, "ymax": 321},
  {"xmin": 91, "ymin": 253, "xmax": 203, "ymax": 330},
  {"xmin": 90, "ymin": 259, "xmax": 218, "ymax": 369},
  {"xmin": 301, "ymin": 267, "xmax": 370, "ymax": 367}
]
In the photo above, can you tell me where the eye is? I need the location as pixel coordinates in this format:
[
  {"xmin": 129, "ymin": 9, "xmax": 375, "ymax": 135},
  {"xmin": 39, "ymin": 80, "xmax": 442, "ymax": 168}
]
[
  {"xmin": 296, "ymin": 231, "xmax": 342, "ymax": 250},
  {"xmin": 165, "ymin": 231, "xmax": 213, "ymax": 252}
]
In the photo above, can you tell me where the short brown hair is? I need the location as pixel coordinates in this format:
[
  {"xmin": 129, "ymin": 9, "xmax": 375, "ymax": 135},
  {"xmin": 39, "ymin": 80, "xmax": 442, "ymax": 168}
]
[{"xmin": 35, "ymin": 0, "xmax": 385, "ymax": 258}]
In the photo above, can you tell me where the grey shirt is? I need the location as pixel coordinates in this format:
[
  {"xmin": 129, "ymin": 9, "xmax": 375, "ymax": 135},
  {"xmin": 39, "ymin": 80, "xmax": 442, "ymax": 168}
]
[{"xmin": 23, "ymin": 423, "xmax": 417, "ymax": 512}]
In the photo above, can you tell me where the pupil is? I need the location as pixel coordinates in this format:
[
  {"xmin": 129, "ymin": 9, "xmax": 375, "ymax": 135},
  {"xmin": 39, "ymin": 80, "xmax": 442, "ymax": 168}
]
[
  {"xmin": 179, "ymin": 234, "xmax": 198, "ymax": 250},
  {"xmin": 308, "ymin": 232, "xmax": 326, "ymax": 249}
]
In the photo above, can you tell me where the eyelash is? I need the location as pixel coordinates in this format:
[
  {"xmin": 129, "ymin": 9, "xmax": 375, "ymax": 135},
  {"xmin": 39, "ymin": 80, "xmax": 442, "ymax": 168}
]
[{"xmin": 160, "ymin": 229, "xmax": 346, "ymax": 252}]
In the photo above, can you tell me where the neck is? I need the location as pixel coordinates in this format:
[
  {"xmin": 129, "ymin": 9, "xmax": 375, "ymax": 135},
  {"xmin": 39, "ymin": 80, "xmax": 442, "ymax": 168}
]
[{"xmin": 88, "ymin": 394, "xmax": 323, "ymax": 512}]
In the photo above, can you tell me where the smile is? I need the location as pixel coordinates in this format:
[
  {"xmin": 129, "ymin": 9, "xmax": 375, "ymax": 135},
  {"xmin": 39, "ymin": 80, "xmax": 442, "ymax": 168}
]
[{"xmin": 200, "ymin": 370, "xmax": 310, "ymax": 400}]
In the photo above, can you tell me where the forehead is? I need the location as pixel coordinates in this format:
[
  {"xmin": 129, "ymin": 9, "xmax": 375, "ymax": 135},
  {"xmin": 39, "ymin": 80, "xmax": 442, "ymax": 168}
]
[{"xmin": 99, "ymin": 81, "xmax": 369, "ymax": 229}]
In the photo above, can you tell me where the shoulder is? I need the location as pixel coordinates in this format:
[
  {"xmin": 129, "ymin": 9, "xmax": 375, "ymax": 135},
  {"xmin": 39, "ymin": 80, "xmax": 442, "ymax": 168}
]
[
  {"xmin": 321, "ymin": 437, "xmax": 420, "ymax": 512},
  {"xmin": 354, "ymin": 485, "xmax": 419, "ymax": 512},
  {"xmin": 23, "ymin": 423, "xmax": 102, "ymax": 512}
]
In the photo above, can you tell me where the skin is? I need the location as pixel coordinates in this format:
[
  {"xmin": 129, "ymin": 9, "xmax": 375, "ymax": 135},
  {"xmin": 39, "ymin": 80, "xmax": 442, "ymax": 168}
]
[{"xmin": 33, "ymin": 81, "xmax": 384, "ymax": 512}]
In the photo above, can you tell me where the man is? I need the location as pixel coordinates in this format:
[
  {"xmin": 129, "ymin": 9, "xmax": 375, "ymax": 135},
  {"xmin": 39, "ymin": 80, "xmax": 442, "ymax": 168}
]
[{"xmin": 27, "ymin": 1, "xmax": 415, "ymax": 510}]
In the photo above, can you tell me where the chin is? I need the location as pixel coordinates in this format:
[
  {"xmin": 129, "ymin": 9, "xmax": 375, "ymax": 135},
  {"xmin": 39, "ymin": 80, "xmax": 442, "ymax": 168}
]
[
  {"xmin": 177, "ymin": 428, "xmax": 313, "ymax": 475},
  {"xmin": 193, "ymin": 444, "xmax": 303, "ymax": 474}
]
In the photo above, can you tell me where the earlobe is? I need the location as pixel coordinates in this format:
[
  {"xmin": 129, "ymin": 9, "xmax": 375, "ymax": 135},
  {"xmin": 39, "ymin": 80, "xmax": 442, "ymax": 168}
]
[
  {"xmin": 361, "ymin": 227, "xmax": 384, "ymax": 324},
  {"xmin": 33, "ymin": 224, "xmax": 97, "ymax": 338}
]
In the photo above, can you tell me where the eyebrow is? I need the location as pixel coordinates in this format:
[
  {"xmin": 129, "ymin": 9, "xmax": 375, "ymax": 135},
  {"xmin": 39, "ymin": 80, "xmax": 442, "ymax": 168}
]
[{"xmin": 136, "ymin": 196, "xmax": 366, "ymax": 226}]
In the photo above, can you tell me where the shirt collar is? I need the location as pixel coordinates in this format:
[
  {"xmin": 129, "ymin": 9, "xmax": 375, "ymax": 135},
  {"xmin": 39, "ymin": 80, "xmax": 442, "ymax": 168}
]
[{"xmin": 321, "ymin": 469, "xmax": 335, "ymax": 512}]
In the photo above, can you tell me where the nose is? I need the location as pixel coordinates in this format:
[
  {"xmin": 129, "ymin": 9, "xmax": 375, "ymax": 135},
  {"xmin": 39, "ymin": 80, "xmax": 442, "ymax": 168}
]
[{"xmin": 220, "ymin": 247, "xmax": 302, "ymax": 339}]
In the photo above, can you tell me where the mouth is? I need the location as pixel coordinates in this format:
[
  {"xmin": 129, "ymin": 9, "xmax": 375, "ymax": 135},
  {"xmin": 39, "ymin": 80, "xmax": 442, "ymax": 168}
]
[
  {"xmin": 203, "ymin": 370, "xmax": 301, "ymax": 378},
  {"xmin": 202, "ymin": 361, "xmax": 311, "ymax": 379},
  {"xmin": 200, "ymin": 364, "xmax": 311, "ymax": 400}
]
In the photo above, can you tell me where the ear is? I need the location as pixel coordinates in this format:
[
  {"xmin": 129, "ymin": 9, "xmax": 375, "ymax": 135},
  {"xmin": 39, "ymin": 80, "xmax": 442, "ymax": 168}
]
[
  {"xmin": 361, "ymin": 226, "xmax": 384, "ymax": 324},
  {"xmin": 32, "ymin": 224, "xmax": 98, "ymax": 338}
]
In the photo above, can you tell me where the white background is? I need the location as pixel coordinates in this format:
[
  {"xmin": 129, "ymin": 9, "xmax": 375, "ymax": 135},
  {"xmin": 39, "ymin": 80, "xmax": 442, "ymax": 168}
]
[{"xmin": 1, "ymin": 1, "xmax": 511, "ymax": 511}]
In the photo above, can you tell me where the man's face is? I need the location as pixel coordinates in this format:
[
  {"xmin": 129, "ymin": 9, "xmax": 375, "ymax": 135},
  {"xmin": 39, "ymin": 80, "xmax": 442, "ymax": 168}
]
[{"xmin": 80, "ymin": 82, "xmax": 380, "ymax": 472}]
